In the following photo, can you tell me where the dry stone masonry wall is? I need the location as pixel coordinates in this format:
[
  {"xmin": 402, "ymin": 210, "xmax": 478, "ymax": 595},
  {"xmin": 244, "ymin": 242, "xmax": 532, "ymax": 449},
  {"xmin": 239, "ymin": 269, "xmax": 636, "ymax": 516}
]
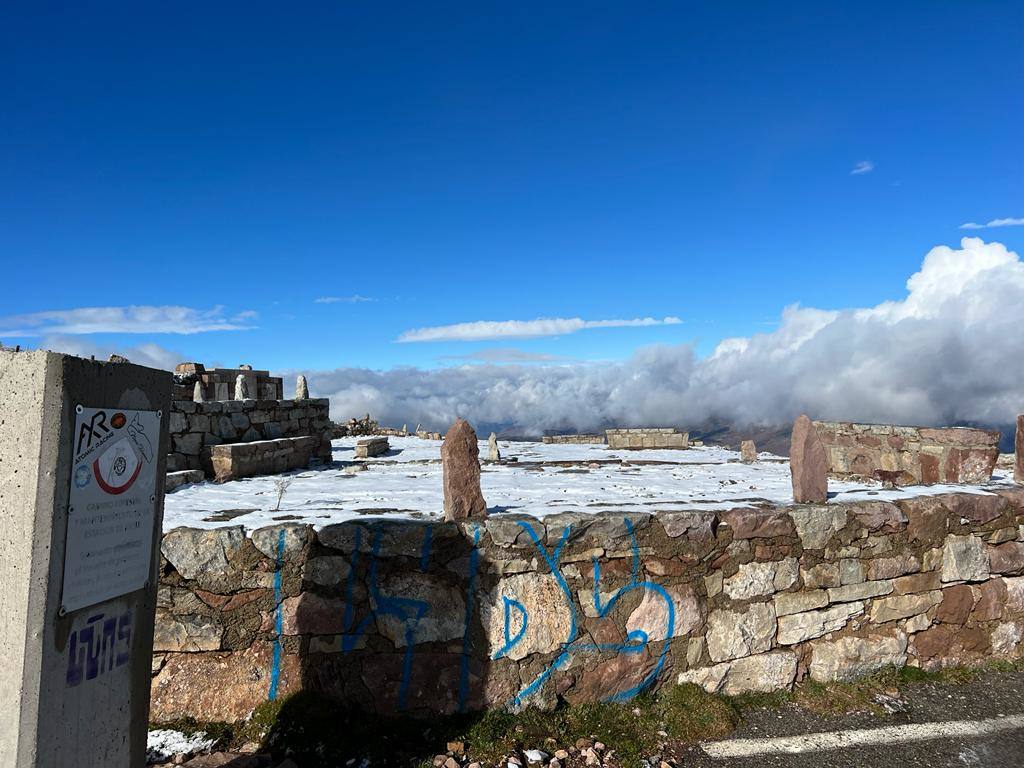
[
  {"xmin": 168, "ymin": 398, "xmax": 332, "ymax": 474},
  {"xmin": 541, "ymin": 435, "xmax": 608, "ymax": 445},
  {"xmin": 605, "ymin": 428, "xmax": 689, "ymax": 450},
  {"xmin": 814, "ymin": 421, "xmax": 999, "ymax": 486},
  {"xmin": 150, "ymin": 489, "xmax": 1024, "ymax": 722}
]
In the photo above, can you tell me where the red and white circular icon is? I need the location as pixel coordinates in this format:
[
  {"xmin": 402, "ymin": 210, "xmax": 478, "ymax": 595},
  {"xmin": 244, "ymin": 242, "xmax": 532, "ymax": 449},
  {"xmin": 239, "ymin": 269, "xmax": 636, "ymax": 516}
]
[{"xmin": 92, "ymin": 437, "xmax": 142, "ymax": 495}]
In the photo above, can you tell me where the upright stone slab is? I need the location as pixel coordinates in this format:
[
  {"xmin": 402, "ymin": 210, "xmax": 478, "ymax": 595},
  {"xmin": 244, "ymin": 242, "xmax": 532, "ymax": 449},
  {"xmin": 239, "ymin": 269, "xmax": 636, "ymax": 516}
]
[
  {"xmin": 487, "ymin": 432, "xmax": 501, "ymax": 462},
  {"xmin": 441, "ymin": 418, "xmax": 487, "ymax": 521},
  {"xmin": 0, "ymin": 351, "xmax": 170, "ymax": 768},
  {"xmin": 741, "ymin": 440, "xmax": 757, "ymax": 463},
  {"xmin": 1016, "ymin": 414, "xmax": 1024, "ymax": 483},
  {"xmin": 295, "ymin": 374, "xmax": 309, "ymax": 401},
  {"xmin": 234, "ymin": 374, "xmax": 249, "ymax": 400},
  {"xmin": 791, "ymin": 414, "xmax": 828, "ymax": 504}
]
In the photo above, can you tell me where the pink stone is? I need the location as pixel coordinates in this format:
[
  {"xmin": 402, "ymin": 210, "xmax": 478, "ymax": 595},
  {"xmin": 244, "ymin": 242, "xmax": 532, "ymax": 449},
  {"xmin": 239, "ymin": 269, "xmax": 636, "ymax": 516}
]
[
  {"xmin": 790, "ymin": 414, "xmax": 828, "ymax": 504},
  {"xmin": 1017, "ymin": 415, "xmax": 1024, "ymax": 483},
  {"xmin": 441, "ymin": 418, "xmax": 488, "ymax": 521},
  {"xmin": 989, "ymin": 542, "xmax": 1024, "ymax": 575}
]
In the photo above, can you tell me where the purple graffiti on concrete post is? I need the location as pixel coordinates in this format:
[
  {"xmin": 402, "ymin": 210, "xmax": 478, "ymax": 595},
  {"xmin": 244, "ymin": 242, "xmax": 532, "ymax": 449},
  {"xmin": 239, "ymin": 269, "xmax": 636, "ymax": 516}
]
[{"xmin": 66, "ymin": 610, "xmax": 132, "ymax": 687}]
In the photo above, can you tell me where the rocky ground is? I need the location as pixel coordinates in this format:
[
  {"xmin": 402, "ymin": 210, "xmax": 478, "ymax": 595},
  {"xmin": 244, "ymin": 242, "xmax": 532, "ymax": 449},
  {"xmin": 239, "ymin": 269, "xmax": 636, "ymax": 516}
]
[{"xmin": 150, "ymin": 664, "xmax": 1024, "ymax": 768}]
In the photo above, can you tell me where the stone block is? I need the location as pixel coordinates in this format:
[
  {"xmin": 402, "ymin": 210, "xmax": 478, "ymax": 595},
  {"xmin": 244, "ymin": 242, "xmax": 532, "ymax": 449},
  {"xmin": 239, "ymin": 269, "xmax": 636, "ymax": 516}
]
[
  {"xmin": 161, "ymin": 527, "xmax": 246, "ymax": 581},
  {"xmin": 774, "ymin": 589, "xmax": 829, "ymax": 617},
  {"xmin": 153, "ymin": 613, "xmax": 223, "ymax": 652},
  {"xmin": 173, "ymin": 432, "xmax": 203, "ymax": 456},
  {"xmin": 869, "ymin": 591, "xmax": 942, "ymax": 624},
  {"xmin": 988, "ymin": 541, "xmax": 1024, "ymax": 575},
  {"xmin": 678, "ymin": 652, "xmax": 797, "ymax": 696},
  {"xmin": 706, "ymin": 603, "xmax": 776, "ymax": 662},
  {"xmin": 776, "ymin": 601, "xmax": 865, "ymax": 645},
  {"xmin": 941, "ymin": 534, "xmax": 989, "ymax": 582},
  {"xmin": 165, "ymin": 469, "xmax": 204, "ymax": 493},
  {"xmin": 809, "ymin": 631, "xmax": 908, "ymax": 682},
  {"xmin": 827, "ymin": 579, "xmax": 893, "ymax": 603},
  {"xmin": 723, "ymin": 558, "xmax": 798, "ymax": 600}
]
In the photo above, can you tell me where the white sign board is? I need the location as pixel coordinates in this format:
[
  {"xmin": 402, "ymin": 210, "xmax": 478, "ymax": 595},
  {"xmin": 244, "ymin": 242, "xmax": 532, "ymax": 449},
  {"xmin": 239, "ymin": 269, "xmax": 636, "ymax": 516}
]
[{"xmin": 61, "ymin": 406, "xmax": 161, "ymax": 613}]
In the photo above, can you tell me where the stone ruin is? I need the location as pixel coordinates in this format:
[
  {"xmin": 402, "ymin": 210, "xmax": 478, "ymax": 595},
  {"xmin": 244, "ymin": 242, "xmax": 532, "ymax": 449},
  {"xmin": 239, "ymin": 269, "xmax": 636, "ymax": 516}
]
[
  {"xmin": 173, "ymin": 362, "xmax": 283, "ymax": 401},
  {"xmin": 166, "ymin": 365, "xmax": 331, "ymax": 486},
  {"xmin": 814, "ymin": 420, "xmax": 1000, "ymax": 486},
  {"xmin": 606, "ymin": 427, "xmax": 689, "ymax": 450}
]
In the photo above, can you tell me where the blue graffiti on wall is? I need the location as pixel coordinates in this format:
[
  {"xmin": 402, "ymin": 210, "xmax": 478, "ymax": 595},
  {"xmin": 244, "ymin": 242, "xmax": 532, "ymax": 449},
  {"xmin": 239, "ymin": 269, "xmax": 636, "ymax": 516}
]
[
  {"xmin": 500, "ymin": 518, "xmax": 675, "ymax": 706},
  {"xmin": 66, "ymin": 610, "xmax": 132, "ymax": 687},
  {"xmin": 268, "ymin": 528, "xmax": 286, "ymax": 701},
  {"xmin": 340, "ymin": 525, "xmax": 436, "ymax": 711},
  {"xmin": 279, "ymin": 516, "xmax": 673, "ymax": 711}
]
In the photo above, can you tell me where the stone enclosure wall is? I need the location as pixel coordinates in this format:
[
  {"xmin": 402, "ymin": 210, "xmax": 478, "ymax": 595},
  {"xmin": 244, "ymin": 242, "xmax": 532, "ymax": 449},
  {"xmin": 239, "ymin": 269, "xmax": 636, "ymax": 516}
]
[
  {"xmin": 209, "ymin": 436, "xmax": 327, "ymax": 482},
  {"xmin": 814, "ymin": 421, "xmax": 1000, "ymax": 485},
  {"xmin": 605, "ymin": 428, "xmax": 689, "ymax": 450},
  {"xmin": 168, "ymin": 398, "xmax": 333, "ymax": 474},
  {"xmin": 151, "ymin": 489, "xmax": 1024, "ymax": 722},
  {"xmin": 541, "ymin": 434, "xmax": 607, "ymax": 445}
]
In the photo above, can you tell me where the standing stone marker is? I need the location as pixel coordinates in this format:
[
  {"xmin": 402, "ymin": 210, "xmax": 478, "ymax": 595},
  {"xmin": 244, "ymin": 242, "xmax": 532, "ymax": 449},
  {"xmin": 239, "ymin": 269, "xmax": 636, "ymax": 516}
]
[
  {"xmin": 193, "ymin": 380, "xmax": 205, "ymax": 402},
  {"xmin": 1016, "ymin": 414, "xmax": 1024, "ymax": 483},
  {"xmin": 487, "ymin": 432, "xmax": 501, "ymax": 462},
  {"xmin": 234, "ymin": 373, "xmax": 249, "ymax": 400},
  {"xmin": 0, "ymin": 350, "xmax": 170, "ymax": 768},
  {"xmin": 740, "ymin": 439, "xmax": 757, "ymax": 463},
  {"xmin": 441, "ymin": 418, "xmax": 487, "ymax": 521},
  {"xmin": 295, "ymin": 374, "xmax": 309, "ymax": 401},
  {"xmin": 790, "ymin": 414, "xmax": 828, "ymax": 504}
]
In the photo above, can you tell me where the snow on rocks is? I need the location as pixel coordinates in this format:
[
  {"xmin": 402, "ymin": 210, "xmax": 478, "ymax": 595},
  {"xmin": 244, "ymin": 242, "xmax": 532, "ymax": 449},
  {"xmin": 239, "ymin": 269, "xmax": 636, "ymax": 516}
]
[{"xmin": 146, "ymin": 729, "xmax": 215, "ymax": 764}]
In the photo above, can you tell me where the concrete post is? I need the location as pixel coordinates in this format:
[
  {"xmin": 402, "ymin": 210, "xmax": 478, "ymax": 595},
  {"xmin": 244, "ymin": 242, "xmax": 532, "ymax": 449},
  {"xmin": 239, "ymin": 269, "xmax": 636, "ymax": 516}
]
[{"xmin": 0, "ymin": 351, "xmax": 170, "ymax": 768}]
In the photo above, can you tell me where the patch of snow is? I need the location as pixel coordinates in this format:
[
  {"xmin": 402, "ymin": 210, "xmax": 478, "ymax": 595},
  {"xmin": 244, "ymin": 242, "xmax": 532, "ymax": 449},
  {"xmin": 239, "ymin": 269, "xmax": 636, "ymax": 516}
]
[
  {"xmin": 147, "ymin": 729, "xmax": 215, "ymax": 763},
  {"xmin": 161, "ymin": 436, "xmax": 1017, "ymax": 532}
]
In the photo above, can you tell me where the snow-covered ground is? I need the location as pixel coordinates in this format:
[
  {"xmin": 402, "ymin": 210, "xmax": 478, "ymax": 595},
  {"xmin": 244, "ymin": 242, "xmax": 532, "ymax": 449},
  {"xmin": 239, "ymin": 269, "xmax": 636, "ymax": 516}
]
[{"xmin": 162, "ymin": 436, "xmax": 1018, "ymax": 531}]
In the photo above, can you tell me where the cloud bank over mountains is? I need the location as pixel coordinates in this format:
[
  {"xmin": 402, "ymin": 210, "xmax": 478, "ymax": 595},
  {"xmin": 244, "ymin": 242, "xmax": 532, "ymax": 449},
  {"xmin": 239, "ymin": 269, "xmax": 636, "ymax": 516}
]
[{"xmin": 303, "ymin": 238, "xmax": 1024, "ymax": 434}]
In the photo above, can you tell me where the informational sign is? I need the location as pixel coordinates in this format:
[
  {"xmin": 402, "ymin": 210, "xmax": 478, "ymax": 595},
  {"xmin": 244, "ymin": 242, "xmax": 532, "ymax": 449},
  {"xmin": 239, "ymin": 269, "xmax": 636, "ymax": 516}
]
[{"xmin": 61, "ymin": 406, "xmax": 161, "ymax": 613}]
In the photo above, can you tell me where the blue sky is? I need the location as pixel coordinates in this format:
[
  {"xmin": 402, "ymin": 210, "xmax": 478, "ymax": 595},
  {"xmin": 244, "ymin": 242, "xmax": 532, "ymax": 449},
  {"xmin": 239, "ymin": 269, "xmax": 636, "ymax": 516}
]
[{"xmin": 2, "ymin": 1, "xmax": 1022, "ymax": 376}]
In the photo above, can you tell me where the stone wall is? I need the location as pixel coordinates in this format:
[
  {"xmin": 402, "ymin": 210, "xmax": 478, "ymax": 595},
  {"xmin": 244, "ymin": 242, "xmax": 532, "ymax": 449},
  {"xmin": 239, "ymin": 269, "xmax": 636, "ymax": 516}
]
[
  {"xmin": 150, "ymin": 489, "xmax": 1024, "ymax": 722},
  {"xmin": 606, "ymin": 428, "xmax": 689, "ymax": 450},
  {"xmin": 209, "ymin": 436, "xmax": 327, "ymax": 482},
  {"xmin": 541, "ymin": 434, "xmax": 607, "ymax": 445},
  {"xmin": 814, "ymin": 421, "xmax": 1000, "ymax": 485},
  {"xmin": 168, "ymin": 398, "xmax": 332, "ymax": 474},
  {"xmin": 173, "ymin": 363, "xmax": 283, "ymax": 402}
]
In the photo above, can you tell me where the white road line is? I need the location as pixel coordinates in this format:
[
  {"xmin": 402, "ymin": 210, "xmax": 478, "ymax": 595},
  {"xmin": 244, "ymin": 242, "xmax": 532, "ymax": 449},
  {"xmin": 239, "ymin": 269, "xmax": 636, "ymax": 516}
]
[{"xmin": 701, "ymin": 714, "xmax": 1024, "ymax": 758}]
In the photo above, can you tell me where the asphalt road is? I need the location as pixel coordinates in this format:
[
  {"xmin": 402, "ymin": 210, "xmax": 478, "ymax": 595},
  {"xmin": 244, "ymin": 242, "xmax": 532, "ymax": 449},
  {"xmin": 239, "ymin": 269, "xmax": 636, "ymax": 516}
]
[{"xmin": 683, "ymin": 669, "xmax": 1024, "ymax": 768}]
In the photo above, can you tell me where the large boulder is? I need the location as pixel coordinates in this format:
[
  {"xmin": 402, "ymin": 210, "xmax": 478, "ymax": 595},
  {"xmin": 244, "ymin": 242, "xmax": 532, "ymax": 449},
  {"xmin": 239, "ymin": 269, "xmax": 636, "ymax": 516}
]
[{"xmin": 441, "ymin": 418, "xmax": 487, "ymax": 521}]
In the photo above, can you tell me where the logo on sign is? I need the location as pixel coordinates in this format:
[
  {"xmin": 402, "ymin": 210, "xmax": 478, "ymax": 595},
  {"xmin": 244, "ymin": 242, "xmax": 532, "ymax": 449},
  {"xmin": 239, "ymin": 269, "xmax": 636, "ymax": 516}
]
[
  {"xmin": 75, "ymin": 410, "xmax": 111, "ymax": 454},
  {"xmin": 93, "ymin": 438, "xmax": 142, "ymax": 495}
]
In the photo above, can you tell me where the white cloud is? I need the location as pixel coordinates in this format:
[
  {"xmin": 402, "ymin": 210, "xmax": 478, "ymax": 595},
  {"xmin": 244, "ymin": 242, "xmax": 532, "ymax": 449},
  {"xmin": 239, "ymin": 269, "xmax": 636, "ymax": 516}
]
[
  {"xmin": 0, "ymin": 305, "xmax": 255, "ymax": 336},
  {"xmin": 315, "ymin": 295, "xmax": 376, "ymax": 304},
  {"xmin": 398, "ymin": 316, "xmax": 683, "ymax": 343},
  {"xmin": 297, "ymin": 239, "xmax": 1024, "ymax": 437},
  {"xmin": 850, "ymin": 160, "xmax": 875, "ymax": 175},
  {"xmin": 959, "ymin": 217, "xmax": 1024, "ymax": 230},
  {"xmin": 34, "ymin": 336, "xmax": 183, "ymax": 370},
  {"xmin": 443, "ymin": 348, "xmax": 568, "ymax": 363}
]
